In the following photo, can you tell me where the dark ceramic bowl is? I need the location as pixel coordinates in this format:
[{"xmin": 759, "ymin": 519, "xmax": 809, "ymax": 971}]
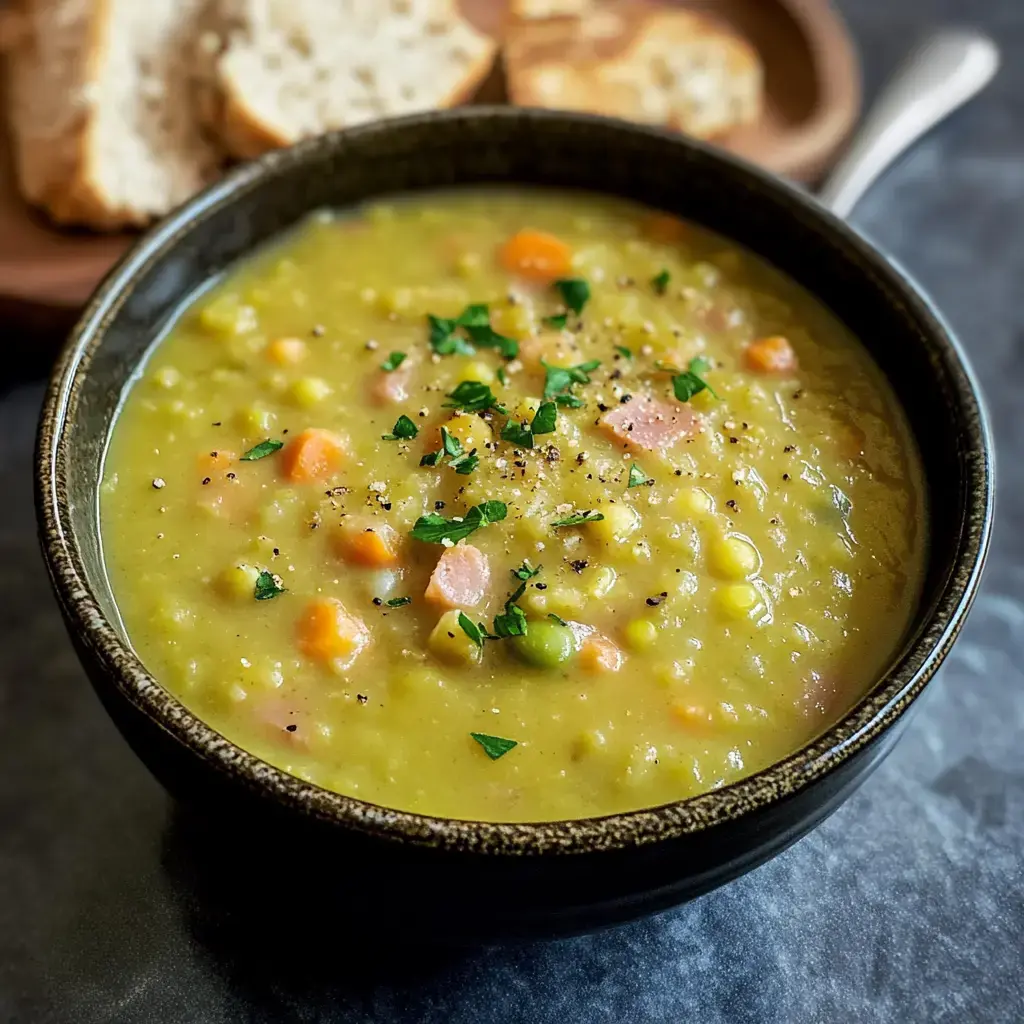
[{"xmin": 36, "ymin": 109, "xmax": 992, "ymax": 938}]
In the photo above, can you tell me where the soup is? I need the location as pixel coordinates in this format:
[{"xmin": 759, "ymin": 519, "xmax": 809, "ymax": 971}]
[{"xmin": 101, "ymin": 190, "xmax": 926, "ymax": 822}]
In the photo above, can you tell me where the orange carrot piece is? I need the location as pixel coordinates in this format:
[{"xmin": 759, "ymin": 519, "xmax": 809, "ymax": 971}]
[
  {"xmin": 670, "ymin": 702, "xmax": 716, "ymax": 731},
  {"xmin": 578, "ymin": 633, "xmax": 624, "ymax": 673},
  {"xmin": 197, "ymin": 449, "xmax": 237, "ymax": 475},
  {"xmin": 641, "ymin": 212, "xmax": 688, "ymax": 245},
  {"xmin": 266, "ymin": 337, "xmax": 308, "ymax": 365},
  {"xmin": 281, "ymin": 428, "xmax": 345, "ymax": 483},
  {"xmin": 499, "ymin": 229, "xmax": 573, "ymax": 281},
  {"xmin": 425, "ymin": 544, "xmax": 491, "ymax": 610},
  {"xmin": 296, "ymin": 598, "xmax": 370, "ymax": 668},
  {"xmin": 744, "ymin": 335, "xmax": 798, "ymax": 374},
  {"xmin": 333, "ymin": 517, "xmax": 401, "ymax": 568}
]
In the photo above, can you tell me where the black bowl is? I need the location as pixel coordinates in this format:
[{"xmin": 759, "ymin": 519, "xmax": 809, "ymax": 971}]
[{"xmin": 35, "ymin": 109, "xmax": 993, "ymax": 938}]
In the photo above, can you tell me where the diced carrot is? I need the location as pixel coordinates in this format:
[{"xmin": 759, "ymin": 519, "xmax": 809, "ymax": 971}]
[
  {"xmin": 578, "ymin": 633, "xmax": 624, "ymax": 673},
  {"xmin": 599, "ymin": 396, "xmax": 696, "ymax": 451},
  {"xmin": 641, "ymin": 213, "xmax": 688, "ymax": 245},
  {"xmin": 296, "ymin": 597, "xmax": 370, "ymax": 669},
  {"xmin": 670, "ymin": 702, "xmax": 716, "ymax": 731},
  {"xmin": 266, "ymin": 337, "xmax": 308, "ymax": 365},
  {"xmin": 281, "ymin": 428, "xmax": 346, "ymax": 483},
  {"xmin": 197, "ymin": 449, "xmax": 237, "ymax": 475},
  {"xmin": 424, "ymin": 544, "xmax": 491, "ymax": 610},
  {"xmin": 745, "ymin": 335, "xmax": 798, "ymax": 374},
  {"xmin": 333, "ymin": 516, "xmax": 401, "ymax": 568},
  {"xmin": 499, "ymin": 229, "xmax": 573, "ymax": 281}
]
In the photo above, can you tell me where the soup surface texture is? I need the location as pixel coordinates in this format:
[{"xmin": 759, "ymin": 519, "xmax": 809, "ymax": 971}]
[{"xmin": 102, "ymin": 190, "xmax": 926, "ymax": 822}]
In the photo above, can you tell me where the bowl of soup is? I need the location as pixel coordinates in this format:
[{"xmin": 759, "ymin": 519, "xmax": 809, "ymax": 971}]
[{"xmin": 36, "ymin": 109, "xmax": 991, "ymax": 936}]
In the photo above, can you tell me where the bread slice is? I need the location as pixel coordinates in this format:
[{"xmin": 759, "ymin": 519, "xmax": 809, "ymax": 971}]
[
  {"xmin": 3, "ymin": 0, "xmax": 223, "ymax": 230},
  {"xmin": 505, "ymin": 3, "xmax": 763, "ymax": 140},
  {"xmin": 509, "ymin": 0, "xmax": 595, "ymax": 17},
  {"xmin": 208, "ymin": 0, "xmax": 499, "ymax": 160}
]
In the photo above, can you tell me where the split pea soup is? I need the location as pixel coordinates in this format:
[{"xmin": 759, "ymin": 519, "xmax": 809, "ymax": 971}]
[{"xmin": 101, "ymin": 190, "xmax": 926, "ymax": 823}]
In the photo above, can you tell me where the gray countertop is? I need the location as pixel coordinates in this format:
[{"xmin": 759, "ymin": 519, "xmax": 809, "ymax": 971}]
[{"xmin": 2, "ymin": 0, "xmax": 1022, "ymax": 1020}]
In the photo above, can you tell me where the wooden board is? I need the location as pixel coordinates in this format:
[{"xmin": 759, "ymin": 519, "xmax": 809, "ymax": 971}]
[{"xmin": 0, "ymin": 0, "xmax": 858, "ymax": 322}]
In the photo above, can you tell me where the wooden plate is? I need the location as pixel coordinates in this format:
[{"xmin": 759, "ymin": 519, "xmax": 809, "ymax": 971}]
[{"xmin": 0, "ymin": 0, "xmax": 858, "ymax": 325}]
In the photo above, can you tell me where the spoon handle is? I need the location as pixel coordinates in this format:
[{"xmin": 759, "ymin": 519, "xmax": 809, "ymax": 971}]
[{"xmin": 818, "ymin": 29, "xmax": 1000, "ymax": 218}]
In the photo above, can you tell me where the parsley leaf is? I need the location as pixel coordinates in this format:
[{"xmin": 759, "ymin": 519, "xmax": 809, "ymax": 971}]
[
  {"xmin": 614, "ymin": 344, "xmax": 633, "ymax": 360},
  {"xmin": 464, "ymin": 324, "xmax": 519, "ymax": 359},
  {"xmin": 512, "ymin": 561, "xmax": 541, "ymax": 581},
  {"xmin": 440, "ymin": 426, "xmax": 463, "ymax": 457},
  {"xmin": 386, "ymin": 596, "xmax": 412, "ymax": 608},
  {"xmin": 420, "ymin": 449, "xmax": 444, "ymax": 467},
  {"xmin": 531, "ymin": 401, "xmax": 557, "ymax": 435},
  {"xmin": 554, "ymin": 278, "xmax": 590, "ymax": 314},
  {"xmin": 382, "ymin": 414, "xmax": 419, "ymax": 441},
  {"xmin": 428, "ymin": 314, "xmax": 474, "ymax": 356},
  {"xmin": 552, "ymin": 510, "xmax": 605, "ymax": 527},
  {"xmin": 470, "ymin": 732, "xmax": 518, "ymax": 760},
  {"xmin": 501, "ymin": 419, "xmax": 533, "ymax": 448},
  {"xmin": 543, "ymin": 313, "xmax": 568, "ymax": 330},
  {"xmin": 459, "ymin": 612, "xmax": 489, "ymax": 648},
  {"xmin": 457, "ymin": 303, "xmax": 490, "ymax": 328},
  {"xmin": 548, "ymin": 612, "xmax": 568, "ymax": 627},
  {"xmin": 444, "ymin": 380, "xmax": 507, "ymax": 414},
  {"xmin": 428, "ymin": 304, "xmax": 518, "ymax": 358},
  {"xmin": 493, "ymin": 592, "xmax": 529, "ymax": 637},
  {"xmin": 628, "ymin": 463, "xmax": 652, "ymax": 488},
  {"xmin": 542, "ymin": 359, "xmax": 600, "ymax": 401},
  {"xmin": 240, "ymin": 439, "xmax": 283, "ymax": 461},
  {"xmin": 449, "ymin": 449, "xmax": 479, "ymax": 475},
  {"xmin": 410, "ymin": 501, "xmax": 508, "ymax": 544},
  {"xmin": 421, "ymin": 428, "xmax": 477, "ymax": 473},
  {"xmin": 672, "ymin": 355, "xmax": 719, "ymax": 402},
  {"xmin": 651, "ymin": 269, "xmax": 671, "ymax": 295},
  {"xmin": 554, "ymin": 393, "xmax": 585, "ymax": 408},
  {"xmin": 496, "ymin": 367, "xmax": 508, "ymax": 387},
  {"xmin": 380, "ymin": 351, "xmax": 407, "ymax": 372},
  {"xmin": 254, "ymin": 570, "xmax": 285, "ymax": 601}
]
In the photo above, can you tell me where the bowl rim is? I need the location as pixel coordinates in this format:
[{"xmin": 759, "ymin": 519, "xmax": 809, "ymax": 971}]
[{"xmin": 35, "ymin": 107, "xmax": 994, "ymax": 857}]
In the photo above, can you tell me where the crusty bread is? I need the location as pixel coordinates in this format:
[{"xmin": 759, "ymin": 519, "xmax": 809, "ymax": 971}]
[
  {"xmin": 505, "ymin": 3, "xmax": 763, "ymax": 140},
  {"xmin": 510, "ymin": 0, "xmax": 595, "ymax": 17},
  {"xmin": 3, "ymin": 0, "xmax": 223, "ymax": 230},
  {"xmin": 208, "ymin": 0, "xmax": 499, "ymax": 160}
]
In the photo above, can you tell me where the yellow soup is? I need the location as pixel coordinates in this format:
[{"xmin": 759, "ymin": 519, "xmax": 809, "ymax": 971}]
[{"xmin": 101, "ymin": 190, "xmax": 926, "ymax": 822}]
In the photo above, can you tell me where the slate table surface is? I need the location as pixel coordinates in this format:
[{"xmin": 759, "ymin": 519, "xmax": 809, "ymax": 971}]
[{"xmin": 2, "ymin": 0, "xmax": 1022, "ymax": 1020}]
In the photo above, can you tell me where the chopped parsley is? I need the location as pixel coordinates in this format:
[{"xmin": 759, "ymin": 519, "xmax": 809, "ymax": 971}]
[
  {"xmin": 543, "ymin": 313, "xmax": 569, "ymax": 330},
  {"xmin": 542, "ymin": 359, "xmax": 600, "ymax": 403},
  {"xmin": 449, "ymin": 449, "xmax": 480, "ymax": 475},
  {"xmin": 492, "ymin": 580, "xmax": 529, "ymax": 638},
  {"xmin": 554, "ymin": 278, "xmax": 590, "ymax": 314},
  {"xmin": 496, "ymin": 366, "xmax": 508, "ymax": 387},
  {"xmin": 672, "ymin": 355, "xmax": 719, "ymax": 402},
  {"xmin": 380, "ymin": 351, "xmax": 407, "ymax": 372},
  {"xmin": 501, "ymin": 419, "xmax": 534, "ymax": 448},
  {"xmin": 651, "ymin": 269, "xmax": 671, "ymax": 295},
  {"xmin": 385, "ymin": 596, "xmax": 412, "ymax": 608},
  {"xmin": 382, "ymin": 414, "xmax": 418, "ymax": 441},
  {"xmin": 548, "ymin": 612, "xmax": 568, "ymax": 627},
  {"xmin": 470, "ymin": 732, "xmax": 518, "ymax": 760},
  {"xmin": 552, "ymin": 510, "xmax": 605, "ymax": 527},
  {"xmin": 410, "ymin": 500, "xmax": 508, "ymax": 544},
  {"xmin": 443, "ymin": 380, "xmax": 507, "ymax": 415},
  {"xmin": 531, "ymin": 401, "xmax": 557, "ymax": 435},
  {"xmin": 428, "ymin": 304, "xmax": 518, "ymax": 358},
  {"xmin": 253, "ymin": 570, "xmax": 285, "ymax": 601},
  {"xmin": 240, "ymin": 439, "xmax": 283, "ymax": 461},
  {"xmin": 458, "ymin": 612, "xmax": 489, "ymax": 648},
  {"xmin": 614, "ymin": 344, "xmax": 633, "ymax": 360},
  {"xmin": 628, "ymin": 463, "xmax": 652, "ymax": 488},
  {"xmin": 421, "ymin": 427, "xmax": 478, "ymax": 473},
  {"xmin": 512, "ymin": 561, "xmax": 541, "ymax": 581}
]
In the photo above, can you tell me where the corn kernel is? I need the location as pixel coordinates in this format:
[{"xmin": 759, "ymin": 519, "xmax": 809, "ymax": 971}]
[
  {"xmin": 457, "ymin": 360, "xmax": 495, "ymax": 385},
  {"xmin": 428, "ymin": 609, "xmax": 483, "ymax": 666},
  {"xmin": 267, "ymin": 337, "xmax": 308, "ymax": 365},
  {"xmin": 587, "ymin": 565, "xmax": 617, "ymax": 599},
  {"xmin": 236, "ymin": 403, "xmax": 275, "ymax": 435},
  {"xmin": 491, "ymin": 304, "xmax": 534, "ymax": 339},
  {"xmin": 290, "ymin": 376, "xmax": 332, "ymax": 407},
  {"xmin": 713, "ymin": 582, "xmax": 764, "ymax": 619},
  {"xmin": 217, "ymin": 563, "xmax": 261, "ymax": 601},
  {"xmin": 675, "ymin": 486, "xmax": 713, "ymax": 516},
  {"xmin": 198, "ymin": 293, "xmax": 257, "ymax": 337},
  {"xmin": 623, "ymin": 618, "xmax": 658, "ymax": 651},
  {"xmin": 442, "ymin": 411, "xmax": 492, "ymax": 454},
  {"xmin": 708, "ymin": 533, "xmax": 761, "ymax": 579},
  {"xmin": 592, "ymin": 502, "xmax": 641, "ymax": 543},
  {"xmin": 513, "ymin": 396, "xmax": 542, "ymax": 421},
  {"xmin": 455, "ymin": 252, "xmax": 481, "ymax": 278}
]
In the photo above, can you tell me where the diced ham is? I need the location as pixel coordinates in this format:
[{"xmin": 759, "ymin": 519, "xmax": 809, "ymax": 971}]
[
  {"xmin": 424, "ymin": 543, "xmax": 491, "ymax": 610},
  {"xmin": 599, "ymin": 395, "xmax": 696, "ymax": 451},
  {"xmin": 371, "ymin": 361, "xmax": 414, "ymax": 405}
]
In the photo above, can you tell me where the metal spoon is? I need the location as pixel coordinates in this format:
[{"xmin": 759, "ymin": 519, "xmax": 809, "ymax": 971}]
[{"xmin": 818, "ymin": 29, "xmax": 1000, "ymax": 217}]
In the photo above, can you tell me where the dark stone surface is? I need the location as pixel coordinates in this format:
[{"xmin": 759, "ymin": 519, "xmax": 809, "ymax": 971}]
[{"xmin": 1, "ymin": 0, "xmax": 1022, "ymax": 1020}]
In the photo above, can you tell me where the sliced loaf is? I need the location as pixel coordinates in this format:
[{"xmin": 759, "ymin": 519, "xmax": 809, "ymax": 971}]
[
  {"xmin": 505, "ymin": 3, "xmax": 763, "ymax": 141},
  {"xmin": 4, "ymin": 0, "xmax": 223, "ymax": 230},
  {"xmin": 209, "ymin": 0, "xmax": 499, "ymax": 160}
]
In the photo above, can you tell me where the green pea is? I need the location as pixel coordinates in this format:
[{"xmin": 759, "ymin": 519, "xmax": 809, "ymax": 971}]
[{"xmin": 512, "ymin": 620, "xmax": 576, "ymax": 669}]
